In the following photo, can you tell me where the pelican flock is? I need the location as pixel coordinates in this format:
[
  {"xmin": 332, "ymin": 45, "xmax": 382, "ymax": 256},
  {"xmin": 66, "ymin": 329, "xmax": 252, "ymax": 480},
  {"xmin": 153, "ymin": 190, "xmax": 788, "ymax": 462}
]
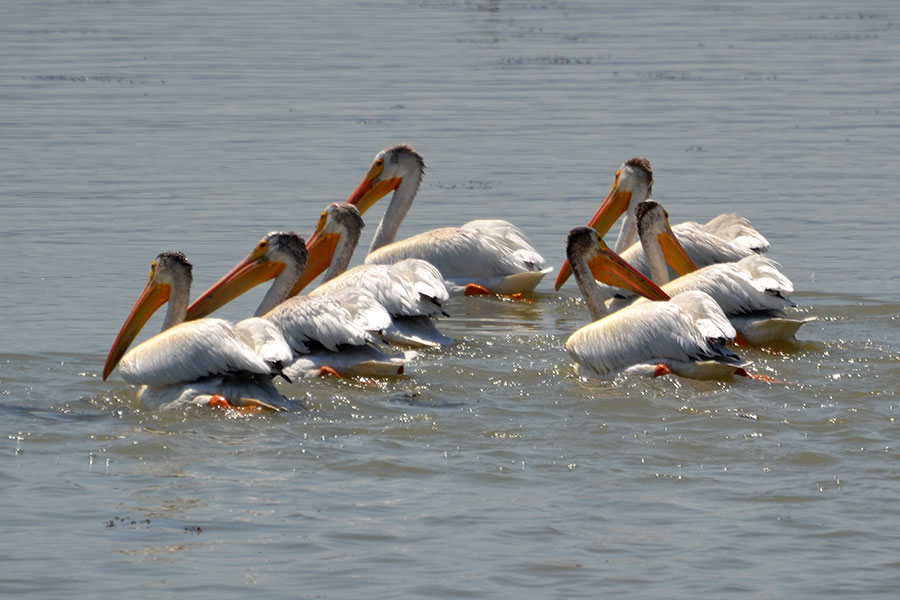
[
  {"xmin": 629, "ymin": 200, "xmax": 815, "ymax": 345},
  {"xmin": 103, "ymin": 251, "xmax": 295, "ymax": 411},
  {"xmin": 184, "ymin": 231, "xmax": 409, "ymax": 379},
  {"xmin": 298, "ymin": 202, "xmax": 453, "ymax": 347},
  {"xmin": 102, "ymin": 149, "xmax": 814, "ymax": 411},
  {"xmin": 563, "ymin": 227, "xmax": 745, "ymax": 379},
  {"xmin": 555, "ymin": 157, "xmax": 769, "ymax": 292}
]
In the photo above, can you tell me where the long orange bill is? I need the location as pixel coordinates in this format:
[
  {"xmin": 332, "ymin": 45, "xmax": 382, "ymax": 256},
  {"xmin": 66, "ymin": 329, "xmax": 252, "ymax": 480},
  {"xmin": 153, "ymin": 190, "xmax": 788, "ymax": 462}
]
[
  {"xmin": 555, "ymin": 183, "xmax": 633, "ymax": 290},
  {"xmin": 657, "ymin": 230, "xmax": 698, "ymax": 277},
  {"xmin": 587, "ymin": 240, "xmax": 670, "ymax": 302},
  {"xmin": 554, "ymin": 260, "xmax": 575, "ymax": 291},
  {"xmin": 103, "ymin": 279, "xmax": 170, "ymax": 380},
  {"xmin": 288, "ymin": 230, "xmax": 341, "ymax": 297},
  {"xmin": 346, "ymin": 169, "xmax": 401, "ymax": 216},
  {"xmin": 185, "ymin": 255, "xmax": 285, "ymax": 321}
]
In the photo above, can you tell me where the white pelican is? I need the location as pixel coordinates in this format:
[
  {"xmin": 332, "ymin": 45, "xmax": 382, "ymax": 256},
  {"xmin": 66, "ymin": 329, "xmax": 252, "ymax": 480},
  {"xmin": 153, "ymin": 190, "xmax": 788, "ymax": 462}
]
[
  {"xmin": 335, "ymin": 144, "xmax": 551, "ymax": 295},
  {"xmin": 564, "ymin": 227, "xmax": 746, "ymax": 379},
  {"xmin": 103, "ymin": 251, "xmax": 295, "ymax": 411},
  {"xmin": 629, "ymin": 201, "xmax": 815, "ymax": 345},
  {"xmin": 555, "ymin": 157, "xmax": 770, "ymax": 290},
  {"xmin": 293, "ymin": 202, "xmax": 452, "ymax": 347},
  {"xmin": 186, "ymin": 231, "xmax": 407, "ymax": 378}
]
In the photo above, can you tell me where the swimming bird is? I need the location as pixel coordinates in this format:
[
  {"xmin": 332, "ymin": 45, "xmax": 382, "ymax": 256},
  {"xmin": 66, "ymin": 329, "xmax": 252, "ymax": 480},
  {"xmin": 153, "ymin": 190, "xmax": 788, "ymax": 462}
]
[
  {"xmin": 629, "ymin": 201, "xmax": 814, "ymax": 345},
  {"xmin": 295, "ymin": 203, "xmax": 452, "ymax": 347},
  {"xmin": 555, "ymin": 157, "xmax": 769, "ymax": 290},
  {"xmin": 185, "ymin": 231, "xmax": 406, "ymax": 378},
  {"xmin": 103, "ymin": 251, "xmax": 294, "ymax": 411},
  {"xmin": 564, "ymin": 227, "xmax": 746, "ymax": 379},
  {"xmin": 325, "ymin": 144, "xmax": 551, "ymax": 295}
]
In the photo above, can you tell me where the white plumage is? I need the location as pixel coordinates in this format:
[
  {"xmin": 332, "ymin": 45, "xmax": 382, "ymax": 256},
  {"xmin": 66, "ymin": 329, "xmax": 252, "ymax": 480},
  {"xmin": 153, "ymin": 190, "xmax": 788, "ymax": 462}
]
[
  {"xmin": 312, "ymin": 262, "xmax": 452, "ymax": 346},
  {"xmin": 104, "ymin": 251, "xmax": 294, "ymax": 411},
  {"xmin": 616, "ymin": 214, "xmax": 769, "ymax": 284},
  {"xmin": 231, "ymin": 317, "xmax": 294, "ymax": 366},
  {"xmin": 266, "ymin": 289, "xmax": 390, "ymax": 354},
  {"xmin": 568, "ymin": 291, "xmax": 741, "ymax": 379},
  {"xmin": 625, "ymin": 201, "xmax": 814, "ymax": 344},
  {"xmin": 555, "ymin": 157, "xmax": 769, "ymax": 291},
  {"xmin": 366, "ymin": 219, "xmax": 550, "ymax": 295},
  {"xmin": 650, "ymin": 255, "xmax": 793, "ymax": 315},
  {"xmin": 119, "ymin": 318, "xmax": 279, "ymax": 386},
  {"xmin": 563, "ymin": 228, "xmax": 745, "ymax": 379},
  {"xmin": 185, "ymin": 231, "xmax": 408, "ymax": 377},
  {"xmin": 300, "ymin": 202, "xmax": 452, "ymax": 347}
]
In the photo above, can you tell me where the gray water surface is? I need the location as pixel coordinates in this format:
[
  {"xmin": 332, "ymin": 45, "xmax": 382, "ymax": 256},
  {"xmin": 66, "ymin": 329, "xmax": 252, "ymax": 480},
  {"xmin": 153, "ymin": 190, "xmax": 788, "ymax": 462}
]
[{"xmin": 2, "ymin": 1, "xmax": 899, "ymax": 598}]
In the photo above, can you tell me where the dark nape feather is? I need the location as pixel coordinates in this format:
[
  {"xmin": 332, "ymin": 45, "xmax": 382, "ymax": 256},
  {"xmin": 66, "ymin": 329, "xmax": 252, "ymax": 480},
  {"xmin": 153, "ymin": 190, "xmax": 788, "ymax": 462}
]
[
  {"xmin": 634, "ymin": 200, "xmax": 662, "ymax": 236},
  {"xmin": 624, "ymin": 157, "xmax": 652, "ymax": 177},
  {"xmin": 389, "ymin": 143, "xmax": 427, "ymax": 172},
  {"xmin": 265, "ymin": 231, "xmax": 308, "ymax": 273}
]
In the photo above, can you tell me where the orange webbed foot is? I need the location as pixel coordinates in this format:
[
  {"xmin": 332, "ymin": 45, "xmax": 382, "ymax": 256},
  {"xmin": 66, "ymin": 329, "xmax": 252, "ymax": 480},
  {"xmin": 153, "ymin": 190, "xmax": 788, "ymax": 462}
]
[
  {"xmin": 734, "ymin": 368, "xmax": 783, "ymax": 383},
  {"xmin": 464, "ymin": 283, "xmax": 492, "ymax": 297},
  {"xmin": 464, "ymin": 283, "xmax": 532, "ymax": 303},
  {"xmin": 653, "ymin": 364, "xmax": 673, "ymax": 377},
  {"xmin": 317, "ymin": 366, "xmax": 342, "ymax": 378},
  {"xmin": 208, "ymin": 394, "xmax": 231, "ymax": 409},
  {"xmin": 207, "ymin": 394, "xmax": 265, "ymax": 413}
]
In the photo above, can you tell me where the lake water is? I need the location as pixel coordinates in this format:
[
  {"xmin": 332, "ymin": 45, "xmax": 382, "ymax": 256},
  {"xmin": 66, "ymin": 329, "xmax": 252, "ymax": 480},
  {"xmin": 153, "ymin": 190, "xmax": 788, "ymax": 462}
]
[{"xmin": 2, "ymin": 0, "xmax": 899, "ymax": 597}]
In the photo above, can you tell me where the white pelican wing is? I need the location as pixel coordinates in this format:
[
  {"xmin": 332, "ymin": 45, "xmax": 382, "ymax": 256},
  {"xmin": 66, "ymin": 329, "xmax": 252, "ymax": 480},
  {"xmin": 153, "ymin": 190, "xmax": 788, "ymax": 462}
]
[
  {"xmin": 700, "ymin": 213, "xmax": 770, "ymax": 254},
  {"xmin": 311, "ymin": 259, "xmax": 447, "ymax": 318},
  {"xmin": 232, "ymin": 317, "xmax": 294, "ymax": 366},
  {"xmin": 365, "ymin": 220, "xmax": 550, "ymax": 294},
  {"xmin": 666, "ymin": 290, "xmax": 736, "ymax": 341},
  {"xmin": 566, "ymin": 295, "xmax": 740, "ymax": 378},
  {"xmin": 264, "ymin": 290, "xmax": 390, "ymax": 353},
  {"xmin": 387, "ymin": 258, "xmax": 450, "ymax": 307},
  {"xmin": 118, "ymin": 319, "xmax": 273, "ymax": 386},
  {"xmin": 639, "ymin": 256, "xmax": 793, "ymax": 316},
  {"xmin": 598, "ymin": 223, "xmax": 768, "ymax": 300},
  {"xmin": 732, "ymin": 254, "xmax": 793, "ymax": 294}
]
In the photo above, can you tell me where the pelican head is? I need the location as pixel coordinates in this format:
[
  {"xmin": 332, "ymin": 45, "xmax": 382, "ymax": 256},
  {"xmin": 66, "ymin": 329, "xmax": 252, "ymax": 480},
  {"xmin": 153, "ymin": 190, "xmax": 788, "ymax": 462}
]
[
  {"xmin": 346, "ymin": 144, "xmax": 425, "ymax": 215},
  {"xmin": 103, "ymin": 251, "xmax": 192, "ymax": 380},
  {"xmin": 185, "ymin": 231, "xmax": 307, "ymax": 320},
  {"xmin": 635, "ymin": 200, "xmax": 697, "ymax": 278},
  {"xmin": 291, "ymin": 203, "xmax": 365, "ymax": 295},
  {"xmin": 565, "ymin": 227, "xmax": 668, "ymax": 303},
  {"xmin": 555, "ymin": 157, "xmax": 653, "ymax": 290}
]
